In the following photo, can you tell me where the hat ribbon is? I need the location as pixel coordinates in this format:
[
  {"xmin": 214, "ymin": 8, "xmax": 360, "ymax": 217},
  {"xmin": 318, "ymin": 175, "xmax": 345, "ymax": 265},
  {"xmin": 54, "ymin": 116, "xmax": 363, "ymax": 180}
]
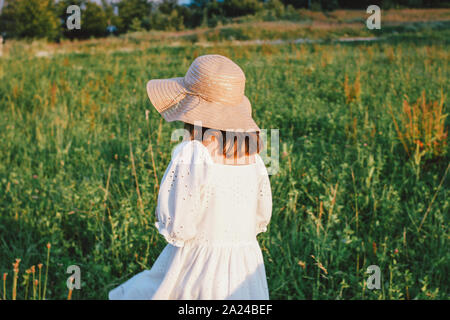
[{"xmin": 160, "ymin": 89, "xmax": 213, "ymax": 113}]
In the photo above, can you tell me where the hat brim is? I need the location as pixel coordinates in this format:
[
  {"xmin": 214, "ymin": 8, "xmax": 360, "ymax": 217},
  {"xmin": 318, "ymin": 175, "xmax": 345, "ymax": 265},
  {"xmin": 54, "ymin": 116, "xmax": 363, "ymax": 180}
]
[{"xmin": 146, "ymin": 77, "xmax": 260, "ymax": 132}]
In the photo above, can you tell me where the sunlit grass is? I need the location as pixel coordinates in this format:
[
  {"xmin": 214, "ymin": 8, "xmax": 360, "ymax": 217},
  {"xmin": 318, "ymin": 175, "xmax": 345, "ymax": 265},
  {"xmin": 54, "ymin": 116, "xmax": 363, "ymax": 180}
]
[{"xmin": 0, "ymin": 27, "xmax": 448, "ymax": 299}]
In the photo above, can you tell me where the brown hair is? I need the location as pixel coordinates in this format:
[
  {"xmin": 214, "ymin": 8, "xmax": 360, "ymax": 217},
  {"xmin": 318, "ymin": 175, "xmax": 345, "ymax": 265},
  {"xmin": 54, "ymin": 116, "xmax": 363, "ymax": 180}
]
[{"xmin": 184, "ymin": 122, "xmax": 263, "ymax": 160}]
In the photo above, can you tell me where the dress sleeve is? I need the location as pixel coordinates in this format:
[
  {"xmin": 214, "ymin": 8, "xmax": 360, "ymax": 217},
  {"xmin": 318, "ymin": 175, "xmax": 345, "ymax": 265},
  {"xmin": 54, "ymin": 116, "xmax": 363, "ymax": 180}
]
[
  {"xmin": 155, "ymin": 140, "xmax": 211, "ymax": 247},
  {"xmin": 256, "ymin": 155, "xmax": 272, "ymax": 235}
]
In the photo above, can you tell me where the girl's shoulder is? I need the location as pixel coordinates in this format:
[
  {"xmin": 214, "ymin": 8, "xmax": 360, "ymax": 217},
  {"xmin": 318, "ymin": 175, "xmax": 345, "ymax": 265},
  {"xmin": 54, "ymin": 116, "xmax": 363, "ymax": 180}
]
[
  {"xmin": 255, "ymin": 153, "xmax": 269, "ymax": 176},
  {"xmin": 171, "ymin": 140, "xmax": 213, "ymax": 165}
]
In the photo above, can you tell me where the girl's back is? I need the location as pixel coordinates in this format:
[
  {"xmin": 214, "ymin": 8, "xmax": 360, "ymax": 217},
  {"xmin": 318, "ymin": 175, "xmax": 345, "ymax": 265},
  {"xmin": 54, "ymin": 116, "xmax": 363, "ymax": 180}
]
[
  {"xmin": 192, "ymin": 142, "xmax": 271, "ymax": 245},
  {"xmin": 109, "ymin": 140, "xmax": 272, "ymax": 300}
]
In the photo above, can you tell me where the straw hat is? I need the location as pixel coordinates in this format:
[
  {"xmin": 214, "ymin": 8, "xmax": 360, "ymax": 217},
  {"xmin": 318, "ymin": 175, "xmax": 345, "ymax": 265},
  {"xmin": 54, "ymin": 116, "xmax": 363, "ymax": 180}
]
[{"xmin": 146, "ymin": 54, "xmax": 260, "ymax": 132}]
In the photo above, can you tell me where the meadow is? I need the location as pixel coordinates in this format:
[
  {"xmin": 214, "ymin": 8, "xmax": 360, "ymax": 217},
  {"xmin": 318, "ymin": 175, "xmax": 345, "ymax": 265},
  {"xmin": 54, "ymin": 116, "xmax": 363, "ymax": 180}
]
[{"xmin": 0, "ymin": 12, "xmax": 449, "ymax": 299}]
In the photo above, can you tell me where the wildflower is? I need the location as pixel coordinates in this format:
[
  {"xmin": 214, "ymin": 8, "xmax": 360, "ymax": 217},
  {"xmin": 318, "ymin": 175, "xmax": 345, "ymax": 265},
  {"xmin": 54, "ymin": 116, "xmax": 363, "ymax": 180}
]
[
  {"xmin": 298, "ymin": 260, "xmax": 306, "ymax": 269},
  {"xmin": 13, "ymin": 259, "xmax": 21, "ymax": 271},
  {"xmin": 415, "ymin": 140, "xmax": 424, "ymax": 149},
  {"xmin": 3, "ymin": 273, "xmax": 7, "ymax": 281},
  {"xmin": 311, "ymin": 255, "xmax": 328, "ymax": 274}
]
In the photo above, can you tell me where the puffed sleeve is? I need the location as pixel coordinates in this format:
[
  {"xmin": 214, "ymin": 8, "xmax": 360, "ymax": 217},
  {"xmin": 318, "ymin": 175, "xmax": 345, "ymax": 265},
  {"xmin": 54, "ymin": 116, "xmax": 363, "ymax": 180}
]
[
  {"xmin": 155, "ymin": 140, "xmax": 212, "ymax": 247},
  {"xmin": 255, "ymin": 155, "xmax": 272, "ymax": 235}
]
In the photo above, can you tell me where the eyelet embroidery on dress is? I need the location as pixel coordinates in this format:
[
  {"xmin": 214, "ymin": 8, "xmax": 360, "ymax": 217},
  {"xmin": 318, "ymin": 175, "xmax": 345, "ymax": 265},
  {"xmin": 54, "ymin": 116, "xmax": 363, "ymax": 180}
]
[
  {"xmin": 156, "ymin": 139, "xmax": 271, "ymax": 245},
  {"xmin": 155, "ymin": 140, "xmax": 216, "ymax": 247},
  {"xmin": 155, "ymin": 221, "xmax": 185, "ymax": 247}
]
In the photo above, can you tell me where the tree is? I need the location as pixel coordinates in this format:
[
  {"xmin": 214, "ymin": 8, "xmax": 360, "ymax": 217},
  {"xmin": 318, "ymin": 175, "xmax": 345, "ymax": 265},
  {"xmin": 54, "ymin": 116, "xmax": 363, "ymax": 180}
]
[
  {"xmin": 117, "ymin": 0, "xmax": 152, "ymax": 33},
  {"xmin": 56, "ymin": 0, "xmax": 82, "ymax": 39},
  {"xmin": 321, "ymin": 0, "xmax": 338, "ymax": 11},
  {"xmin": 100, "ymin": 0, "xmax": 122, "ymax": 35},
  {"xmin": 222, "ymin": 0, "xmax": 264, "ymax": 17},
  {"xmin": 0, "ymin": 0, "xmax": 60, "ymax": 40},
  {"xmin": 129, "ymin": 17, "xmax": 143, "ymax": 32},
  {"xmin": 81, "ymin": 2, "xmax": 109, "ymax": 38},
  {"xmin": 56, "ymin": 0, "xmax": 108, "ymax": 39},
  {"xmin": 264, "ymin": 0, "xmax": 286, "ymax": 18},
  {"xmin": 148, "ymin": 0, "xmax": 186, "ymax": 31},
  {"xmin": 281, "ymin": 0, "xmax": 308, "ymax": 8}
]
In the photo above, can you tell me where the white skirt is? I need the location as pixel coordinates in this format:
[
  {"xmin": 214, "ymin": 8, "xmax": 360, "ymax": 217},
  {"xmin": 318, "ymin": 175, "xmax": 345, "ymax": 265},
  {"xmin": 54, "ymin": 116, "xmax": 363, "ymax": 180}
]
[{"xmin": 109, "ymin": 241, "xmax": 269, "ymax": 300}]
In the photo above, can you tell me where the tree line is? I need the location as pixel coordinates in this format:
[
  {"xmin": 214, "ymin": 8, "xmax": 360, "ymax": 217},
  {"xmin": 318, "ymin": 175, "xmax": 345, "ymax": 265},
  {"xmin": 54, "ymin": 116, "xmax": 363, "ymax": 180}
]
[{"xmin": 0, "ymin": 0, "xmax": 448, "ymax": 40}]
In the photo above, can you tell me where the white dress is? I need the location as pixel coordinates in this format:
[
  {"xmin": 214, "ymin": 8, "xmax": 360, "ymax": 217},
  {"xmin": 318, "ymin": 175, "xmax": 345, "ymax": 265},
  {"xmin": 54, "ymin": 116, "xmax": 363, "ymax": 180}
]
[{"xmin": 108, "ymin": 140, "xmax": 272, "ymax": 300}]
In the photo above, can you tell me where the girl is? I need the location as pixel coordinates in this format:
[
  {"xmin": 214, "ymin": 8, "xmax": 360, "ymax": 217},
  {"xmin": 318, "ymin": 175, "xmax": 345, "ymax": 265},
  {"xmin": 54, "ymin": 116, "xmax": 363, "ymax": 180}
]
[{"xmin": 109, "ymin": 54, "xmax": 272, "ymax": 300}]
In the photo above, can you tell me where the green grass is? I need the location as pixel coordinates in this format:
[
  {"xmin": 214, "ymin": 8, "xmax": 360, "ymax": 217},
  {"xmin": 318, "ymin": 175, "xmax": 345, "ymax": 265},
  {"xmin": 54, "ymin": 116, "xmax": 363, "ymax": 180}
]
[{"xmin": 0, "ymin": 30, "xmax": 448, "ymax": 300}]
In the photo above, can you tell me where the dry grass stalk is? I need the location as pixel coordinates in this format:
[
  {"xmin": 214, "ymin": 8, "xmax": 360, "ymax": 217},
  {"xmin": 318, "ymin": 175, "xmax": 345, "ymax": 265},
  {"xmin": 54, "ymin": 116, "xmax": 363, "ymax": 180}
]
[
  {"xmin": 388, "ymin": 91, "xmax": 447, "ymax": 160},
  {"xmin": 344, "ymin": 71, "xmax": 361, "ymax": 104}
]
